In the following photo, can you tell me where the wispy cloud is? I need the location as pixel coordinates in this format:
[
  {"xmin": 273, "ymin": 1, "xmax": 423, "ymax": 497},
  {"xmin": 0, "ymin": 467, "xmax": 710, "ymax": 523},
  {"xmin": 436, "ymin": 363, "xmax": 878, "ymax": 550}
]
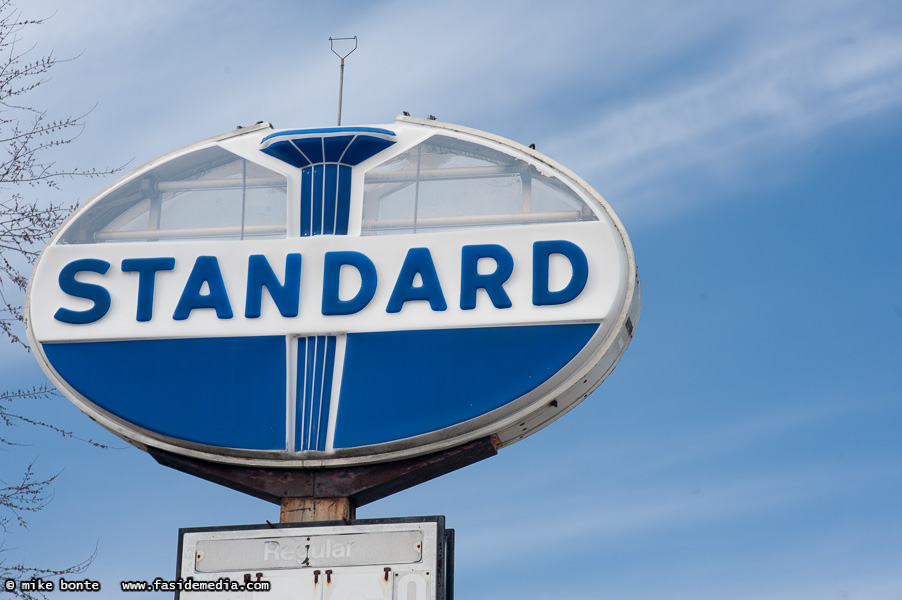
[
  {"xmin": 543, "ymin": 2, "xmax": 902, "ymax": 220},
  {"xmin": 461, "ymin": 458, "xmax": 897, "ymax": 563},
  {"xmin": 25, "ymin": 0, "xmax": 902, "ymax": 225}
]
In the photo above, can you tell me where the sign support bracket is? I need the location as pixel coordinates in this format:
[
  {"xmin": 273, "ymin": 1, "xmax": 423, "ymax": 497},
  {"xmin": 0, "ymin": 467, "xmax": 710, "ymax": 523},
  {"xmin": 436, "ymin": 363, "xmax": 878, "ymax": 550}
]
[{"xmin": 149, "ymin": 435, "xmax": 500, "ymax": 522}]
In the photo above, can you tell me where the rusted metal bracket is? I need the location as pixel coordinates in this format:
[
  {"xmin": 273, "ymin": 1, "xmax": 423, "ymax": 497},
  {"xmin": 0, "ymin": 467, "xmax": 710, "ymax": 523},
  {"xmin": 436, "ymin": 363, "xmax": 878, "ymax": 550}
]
[{"xmin": 149, "ymin": 435, "xmax": 500, "ymax": 512}]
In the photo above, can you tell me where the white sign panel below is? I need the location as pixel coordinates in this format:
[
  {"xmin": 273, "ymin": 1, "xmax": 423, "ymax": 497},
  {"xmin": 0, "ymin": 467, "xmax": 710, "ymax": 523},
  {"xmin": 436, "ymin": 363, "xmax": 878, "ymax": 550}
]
[{"xmin": 176, "ymin": 518, "xmax": 450, "ymax": 600}]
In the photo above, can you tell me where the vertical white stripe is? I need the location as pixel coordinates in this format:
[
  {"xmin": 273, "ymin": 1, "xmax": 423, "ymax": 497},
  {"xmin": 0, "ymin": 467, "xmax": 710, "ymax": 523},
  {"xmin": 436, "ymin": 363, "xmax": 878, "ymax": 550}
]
[
  {"xmin": 285, "ymin": 336, "xmax": 296, "ymax": 452},
  {"xmin": 333, "ymin": 165, "xmax": 340, "ymax": 235},
  {"xmin": 299, "ymin": 337, "xmax": 308, "ymax": 450},
  {"xmin": 306, "ymin": 336, "xmax": 317, "ymax": 450},
  {"xmin": 324, "ymin": 334, "xmax": 346, "ymax": 452},
  {"xmin": 314, "ymin": 337, "xmax": 330, "ymax": 449},
  {"xmin": 320, "ymin": 138, "xmax": 326, "ymax": 235},
  {"xmin": 310, "ymin": 167, "xmax": 315, "ymax": 236}
]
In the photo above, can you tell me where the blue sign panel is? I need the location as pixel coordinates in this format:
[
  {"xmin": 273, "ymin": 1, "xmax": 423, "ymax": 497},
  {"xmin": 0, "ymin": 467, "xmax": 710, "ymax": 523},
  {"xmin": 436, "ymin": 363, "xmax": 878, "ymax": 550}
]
[{"xmin": 25, "ymin": 117, "xmax": 640, "ymax": 467}]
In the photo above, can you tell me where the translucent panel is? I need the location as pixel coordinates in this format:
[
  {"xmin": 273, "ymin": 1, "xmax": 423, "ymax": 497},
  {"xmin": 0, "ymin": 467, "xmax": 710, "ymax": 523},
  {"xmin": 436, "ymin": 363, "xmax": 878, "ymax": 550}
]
[
  {"xmin": 361, "ymin": 135, "xmax": 596, "ymax": 235},
  {"xmin": 60, "ymin": 147, "xmax": 286, "ymax": 244}
]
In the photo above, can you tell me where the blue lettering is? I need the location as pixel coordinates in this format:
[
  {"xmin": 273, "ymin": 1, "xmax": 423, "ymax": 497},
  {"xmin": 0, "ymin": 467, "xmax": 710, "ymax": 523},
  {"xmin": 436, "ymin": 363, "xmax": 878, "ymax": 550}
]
[
  {"xmin": 460, "ymin": 244, "xmax": 513, "ymax": 310},
  {"xmin": 173, "ymin": 256, "xmax": 233, "ymax": 320},
  {"xmin": 54, "ymin": 259, "xmax": 111, "ymax": 324},
  {"xmin": 532, "ymin": 241, "xmax": 588, "ymax": 306},
  {"xmin": 387, "ymin": 248, "xmax": 447, "ymax": 313},
  {"xmin": 322, "ymin": 251, "xmax": 377, "ymax": 315},
  {"xmin": 52, "ymin": 240, "xmax": 589, "ymax": 326},
  {"xmin": 245, "ymin": 254, "xmax": 301, "ymax": 318},
  {"xmin": 121, "ymin": 257, "xmax": 175, "ymax": 322}
]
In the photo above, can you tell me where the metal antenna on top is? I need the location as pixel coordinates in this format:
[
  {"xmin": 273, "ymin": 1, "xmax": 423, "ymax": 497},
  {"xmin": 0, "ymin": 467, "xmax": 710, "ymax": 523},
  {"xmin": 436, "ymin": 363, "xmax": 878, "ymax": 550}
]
[{"xmin": 329, "ymin": 36, "xmax": 358, "ymax": 126}]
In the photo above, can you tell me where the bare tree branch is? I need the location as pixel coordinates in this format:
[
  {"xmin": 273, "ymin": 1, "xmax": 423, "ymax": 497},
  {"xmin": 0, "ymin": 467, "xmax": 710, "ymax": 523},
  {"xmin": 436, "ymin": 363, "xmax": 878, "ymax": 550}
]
[
  {"xmin": 0, "ymin": 544, "xmax": 95, "ymax": 600},
  {"xmin": 0, "ymin": 0, "xmax": 121, "ymax": 348},
  {"xmin": 0, "ymin": 0, "xmax": 123, "ymax": 589}
]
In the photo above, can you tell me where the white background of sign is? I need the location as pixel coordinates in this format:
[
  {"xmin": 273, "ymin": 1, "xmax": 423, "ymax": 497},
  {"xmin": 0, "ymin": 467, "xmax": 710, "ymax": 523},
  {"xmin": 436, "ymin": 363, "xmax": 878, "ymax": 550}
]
[
  {"xmin": 6, "ymin": 1, "xmax": 902, "ymax": 599},
  {"xmin": 31, "ymin": 222, "xmax": 623, "ymax": 341}
]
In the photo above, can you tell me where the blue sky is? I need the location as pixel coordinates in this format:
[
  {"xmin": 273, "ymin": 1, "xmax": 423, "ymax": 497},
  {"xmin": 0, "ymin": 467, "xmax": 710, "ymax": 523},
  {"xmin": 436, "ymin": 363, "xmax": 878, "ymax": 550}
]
[{"xmin": 4, "ymin": 0, "xmax": 902, "ymax": 598}]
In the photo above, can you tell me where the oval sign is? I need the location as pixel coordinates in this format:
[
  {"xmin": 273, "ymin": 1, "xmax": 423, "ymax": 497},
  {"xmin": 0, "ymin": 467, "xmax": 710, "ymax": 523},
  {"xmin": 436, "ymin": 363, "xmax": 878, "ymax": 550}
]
[{"xmin": 26, "ymin": 116, "xmax": 640, "ymax": 467}]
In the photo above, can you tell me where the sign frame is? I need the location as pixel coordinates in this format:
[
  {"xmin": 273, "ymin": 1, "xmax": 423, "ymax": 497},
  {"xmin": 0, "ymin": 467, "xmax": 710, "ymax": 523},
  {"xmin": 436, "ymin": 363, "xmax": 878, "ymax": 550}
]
[
  {"xmin": 25, "ymin": 117, "xmax": 640, "ymax": 468},
  {"xmin": 175, "ymin": 516, "xmax": 452, "ymax": 600}
]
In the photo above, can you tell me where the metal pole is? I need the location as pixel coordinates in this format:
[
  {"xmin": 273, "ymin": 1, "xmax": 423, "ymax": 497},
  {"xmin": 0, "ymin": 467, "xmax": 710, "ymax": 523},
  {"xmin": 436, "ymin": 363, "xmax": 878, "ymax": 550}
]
[
  {"xmin": 337, "ymin": 58, "xmax": 345, "ymax": 126},
  {"xmin": 329, "ymin": 36, "xmax": 357, "ymax": 126}
]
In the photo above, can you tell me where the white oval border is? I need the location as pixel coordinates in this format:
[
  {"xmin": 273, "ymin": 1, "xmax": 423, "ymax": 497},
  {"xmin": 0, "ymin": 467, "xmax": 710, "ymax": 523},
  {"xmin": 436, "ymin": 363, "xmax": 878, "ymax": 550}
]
[{"xmin": 25, "ymin": 116, "xmax": 641, "ymax": 468}]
